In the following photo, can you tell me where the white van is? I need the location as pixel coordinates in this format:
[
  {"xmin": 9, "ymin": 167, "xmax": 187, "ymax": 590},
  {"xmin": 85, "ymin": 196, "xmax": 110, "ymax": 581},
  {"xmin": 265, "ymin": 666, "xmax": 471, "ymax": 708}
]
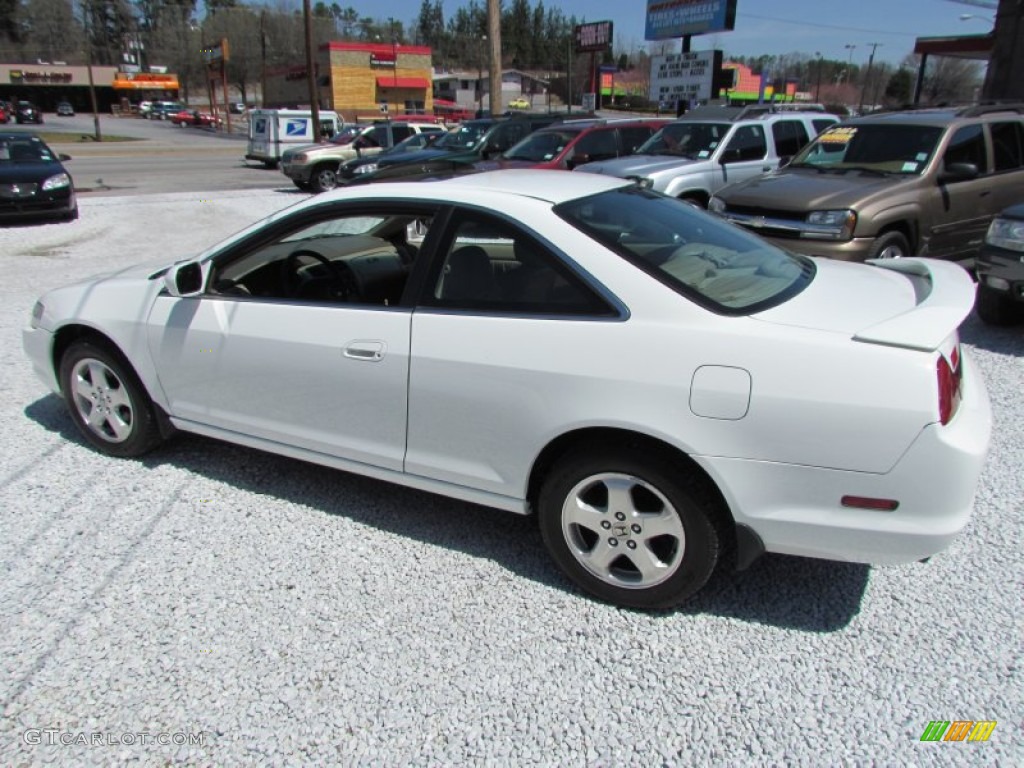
[{"xmin": 245, "ymin": 109, "xmax": 344, "ymax": 168}]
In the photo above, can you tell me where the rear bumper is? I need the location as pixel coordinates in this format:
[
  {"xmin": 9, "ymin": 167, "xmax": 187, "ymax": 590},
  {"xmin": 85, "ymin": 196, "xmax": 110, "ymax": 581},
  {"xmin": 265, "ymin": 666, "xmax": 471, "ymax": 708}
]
[{"xmin": 698, "ymin": 350, "xmax": 991, "ymax": 565}]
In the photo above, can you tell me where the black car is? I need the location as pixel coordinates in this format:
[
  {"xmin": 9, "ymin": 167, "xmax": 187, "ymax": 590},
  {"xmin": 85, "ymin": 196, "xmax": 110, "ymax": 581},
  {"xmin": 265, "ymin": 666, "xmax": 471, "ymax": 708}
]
[
  {"xmin": 975, "ymin": 203, "xmax": 1024, "ymax": 326},
  {"xmin": 56, "ymin": 101, "xmax": 75, "ymax": 117},
  {"xmin": 15, "ymin": 101, "xmax": 44, "ymax": 124},
  {"xmin": 0, "ymin": 133, "xmax": 77, "ymax": 223},
  {"xmin": 337, "ymin": 131, "xmax": 443, "ymax": 184},
  {"xmin": 350, "ymin": 115, "xmax": 559, "ymax": 185}
]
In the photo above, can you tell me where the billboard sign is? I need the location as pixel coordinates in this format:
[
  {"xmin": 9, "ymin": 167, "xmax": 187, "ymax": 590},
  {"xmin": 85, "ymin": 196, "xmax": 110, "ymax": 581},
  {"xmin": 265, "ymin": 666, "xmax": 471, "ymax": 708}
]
[
  {"xmin": 649, "ymin": 49, "xmax": 723, "ymax": 103},
  {"xmin": 575, "ymin": 21, "xmax": 614, "ymax": 53},
  {"xmin": 645, "ymin": 0, "xmax": 737, "ymax": 41}
]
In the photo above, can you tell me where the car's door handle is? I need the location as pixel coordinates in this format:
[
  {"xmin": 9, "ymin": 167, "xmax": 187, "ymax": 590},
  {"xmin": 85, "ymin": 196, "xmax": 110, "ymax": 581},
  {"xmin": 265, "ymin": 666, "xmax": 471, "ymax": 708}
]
[{"xmin": 343, "ymin": 341, "xmax": 386, "ymax": 361}]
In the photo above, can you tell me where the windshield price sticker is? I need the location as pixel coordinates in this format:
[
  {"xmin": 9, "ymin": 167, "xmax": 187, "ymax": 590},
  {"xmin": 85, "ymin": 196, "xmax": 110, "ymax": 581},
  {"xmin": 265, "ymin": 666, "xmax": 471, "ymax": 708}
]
[{"xmin": 820, "ymin": 127, "xmax": 857, "ymax": 144}]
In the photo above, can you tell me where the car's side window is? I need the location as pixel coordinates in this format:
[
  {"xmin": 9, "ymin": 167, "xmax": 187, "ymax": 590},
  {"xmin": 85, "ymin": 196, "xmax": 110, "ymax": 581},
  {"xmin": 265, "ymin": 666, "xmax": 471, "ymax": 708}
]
[
  {"xmin": 812, "ymin": 118, "xmax": 838, "ymax": 134},
  {"xmin": 990, "ymin": 121, "xmax": 1024, "ymax": 172},
  {"xmin": 392, "ymin": 125, "xmax": 412, "ymax": 142},
  {"xmin": 425, "ymin": 213, "xmax": 613, "ymax": 316},
  {"xmin": 572, "ymin": 130, "xmax": 618, "ymax": 163},
  {"xmin": 208, "ymin": 207, "xmax": 434, "ymax": 307},
  {"xmin": 722, "ymin": 125, "xmax": 767, "ymax": 162},
  {"xmin": 620, "ymin": 126, "xmax": 656, "ymax": 154},
  {"xmin": 772, "ymin": 120, "xmax": 810, "ymax": 157},
  {"xmin": 944, "ymin": 124, "xmax": 987, "ymax": 173}
]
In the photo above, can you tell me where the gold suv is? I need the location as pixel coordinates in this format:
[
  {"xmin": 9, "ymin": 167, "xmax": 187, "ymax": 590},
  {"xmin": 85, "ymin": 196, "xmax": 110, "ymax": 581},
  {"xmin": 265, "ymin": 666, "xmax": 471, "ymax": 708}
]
[{"xmin": 709, "ymin": 105, "xmax": 1024, "ymax": 262}]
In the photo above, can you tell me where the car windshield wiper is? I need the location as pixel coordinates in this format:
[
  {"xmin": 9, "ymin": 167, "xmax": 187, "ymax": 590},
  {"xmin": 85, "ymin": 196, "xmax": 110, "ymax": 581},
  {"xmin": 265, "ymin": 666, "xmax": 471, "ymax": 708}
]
[
  {"xmin": 651, "ymin": 148, "xmax": 695, "ymax": 157},
  {"xmin": 842, "ymin": 165, "xmax": 892, "ymax": 177}
]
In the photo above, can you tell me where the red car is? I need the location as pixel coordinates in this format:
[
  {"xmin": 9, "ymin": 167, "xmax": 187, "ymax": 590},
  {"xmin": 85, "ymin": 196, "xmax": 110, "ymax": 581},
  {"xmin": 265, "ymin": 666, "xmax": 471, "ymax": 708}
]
[
  {"xmin": 477, "ymin": 118, "xmax": 671, "ymax": 171},
  {"xmin": 0, "ymin": 103, "xmax": 8, "ymax": 124},
  {"xmin": 170, "ymin": 110, "xmax": 222, "ymax": 128}
]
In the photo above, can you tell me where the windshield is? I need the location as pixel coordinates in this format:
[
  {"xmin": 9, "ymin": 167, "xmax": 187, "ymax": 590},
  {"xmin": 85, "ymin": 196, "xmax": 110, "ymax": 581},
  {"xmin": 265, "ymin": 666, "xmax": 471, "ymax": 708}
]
[
  {"xmin": 789, "ymin": 124, "xmax": 944, "ymax": 175},
  {"xmin": 556, "ymin": 187, "xmax": 812, "ymax": 313},
  {"xmin": 637, "ymin": 122, "xmax": 732, "ymax": 158},
  {"xmin": 503, "ymin": 129, "xmax": 581, "ymax": 162},
  {"xmin": 0, "ymin": 138, "xmax": 57, "ymax": 163},
  {"xmin": 435, "ymin": 123, "xmax": 487, "ymax": 150}
]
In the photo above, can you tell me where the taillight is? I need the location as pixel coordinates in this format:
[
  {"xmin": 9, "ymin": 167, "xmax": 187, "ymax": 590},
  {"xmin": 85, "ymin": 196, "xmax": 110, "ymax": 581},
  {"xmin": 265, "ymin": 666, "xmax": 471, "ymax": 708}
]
[{"xmin": 936, "ymin": 346, "xmax": 963, "ymax": 425}]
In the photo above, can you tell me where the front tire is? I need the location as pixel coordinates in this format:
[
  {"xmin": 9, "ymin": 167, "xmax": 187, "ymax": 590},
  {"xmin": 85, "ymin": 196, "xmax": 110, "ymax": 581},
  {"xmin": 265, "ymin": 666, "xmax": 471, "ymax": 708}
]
[
  {"xmin": 59, "ymin": 341, "xmax": 163, "ymax": 457},
  {"xmin": 310, "ymin": 165, "xmax": 338, "ymax": 193},
  {"xmin": 539, "ymin": 449, "xmax": 720, "ymax": 609},
  {"xmin": 976, "ymin": 284, "xmax": 1022, "ymax": 326},
  {"xmin": 867, "ymin": 231, "xmax": 911, "ymax": 260}
]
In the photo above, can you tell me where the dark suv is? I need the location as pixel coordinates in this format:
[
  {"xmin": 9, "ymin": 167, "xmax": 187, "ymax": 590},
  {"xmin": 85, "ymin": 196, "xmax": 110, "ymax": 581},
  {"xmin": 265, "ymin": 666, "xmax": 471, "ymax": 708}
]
[
  {"xmin": 351, "ymin": 114, "xmax": 560, "ymax": 184},
  {"xmin": 710, "ymin": 104, "xmax": 1024, "ymax": 262},
  {"xmin": 975, "ymin": 203, "xmax": 1024, "ymax": 325}
]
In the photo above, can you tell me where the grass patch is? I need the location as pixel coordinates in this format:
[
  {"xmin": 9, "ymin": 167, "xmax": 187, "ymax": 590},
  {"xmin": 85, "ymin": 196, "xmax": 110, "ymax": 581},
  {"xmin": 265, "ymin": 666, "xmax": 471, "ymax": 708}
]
[{"xmin": 37, "ymin": 132, "xmax": 142, "ymax": 144}]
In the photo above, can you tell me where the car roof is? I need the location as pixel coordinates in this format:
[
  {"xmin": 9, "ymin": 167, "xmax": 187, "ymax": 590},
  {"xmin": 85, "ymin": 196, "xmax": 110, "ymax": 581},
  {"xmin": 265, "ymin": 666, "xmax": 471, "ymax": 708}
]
[{"xmin": 320, "ymin": 168, "xmax": 631, "ymax": 205}]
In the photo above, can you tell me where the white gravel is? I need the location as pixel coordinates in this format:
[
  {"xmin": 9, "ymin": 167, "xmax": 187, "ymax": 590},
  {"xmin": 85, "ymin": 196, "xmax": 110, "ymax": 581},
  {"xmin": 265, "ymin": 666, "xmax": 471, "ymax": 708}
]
[{"xmin": 1, "ymin": 191, "xmax": 1021, "ymax": 766}]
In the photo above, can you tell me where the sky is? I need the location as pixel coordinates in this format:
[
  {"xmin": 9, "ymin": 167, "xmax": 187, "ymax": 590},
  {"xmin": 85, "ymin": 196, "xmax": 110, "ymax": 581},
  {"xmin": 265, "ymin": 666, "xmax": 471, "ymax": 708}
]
[{"xmin": 363, "ymin": 0, "xmax": 998, "ymax": 66}]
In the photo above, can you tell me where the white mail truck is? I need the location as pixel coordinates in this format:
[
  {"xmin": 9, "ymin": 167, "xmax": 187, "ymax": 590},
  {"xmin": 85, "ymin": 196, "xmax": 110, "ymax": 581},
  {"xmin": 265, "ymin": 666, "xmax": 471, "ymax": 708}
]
[{"xmin": 245, "ymin": 109, "xmax": 344, "ymax": 168}]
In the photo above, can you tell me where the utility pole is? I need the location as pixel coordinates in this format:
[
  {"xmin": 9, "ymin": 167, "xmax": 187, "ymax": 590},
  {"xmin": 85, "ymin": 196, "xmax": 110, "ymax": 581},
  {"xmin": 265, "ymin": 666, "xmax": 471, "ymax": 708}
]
[
  {"xmin": 303, "ymin": 0, "xmax": 320, "ymax": 139},
  {"xmin": 487, "ymin": 0, "xmax": 501, "ymax": 115},
  {"xmin": 260, "ymin": 10, "xmax": 268, "ymax": 108},
  {"xmin": 859, "ymin": 42, "xmax": 881, "ymax": 114}
]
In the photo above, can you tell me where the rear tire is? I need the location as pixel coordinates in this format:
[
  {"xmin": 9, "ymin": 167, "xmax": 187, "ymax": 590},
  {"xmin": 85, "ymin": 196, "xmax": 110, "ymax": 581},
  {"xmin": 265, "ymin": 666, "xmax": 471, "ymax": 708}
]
[
  {"xmin": 538, "ymin": 448, "xmax": 720, "ymax": 609},
  {"xmin": 59, "ymin": 341, "xmax": 163, "ymax": 457},
  {"xmin": 867, "ymin": 231, "xmax": 911, "ymax": 260}
]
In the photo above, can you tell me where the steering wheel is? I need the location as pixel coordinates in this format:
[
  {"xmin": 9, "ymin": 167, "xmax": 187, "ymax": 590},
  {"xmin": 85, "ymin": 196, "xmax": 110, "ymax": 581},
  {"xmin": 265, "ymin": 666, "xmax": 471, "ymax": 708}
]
[{"xmin": 281, "ymin": 249, "xmax": 351, "ymax": 300}]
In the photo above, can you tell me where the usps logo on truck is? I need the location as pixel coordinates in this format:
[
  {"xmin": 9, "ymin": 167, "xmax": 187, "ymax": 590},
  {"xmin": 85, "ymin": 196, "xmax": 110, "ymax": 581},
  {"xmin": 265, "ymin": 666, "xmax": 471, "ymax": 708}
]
[{"xmin": 285, "ymin": 119, "xmax": 309, "ymax": 137}]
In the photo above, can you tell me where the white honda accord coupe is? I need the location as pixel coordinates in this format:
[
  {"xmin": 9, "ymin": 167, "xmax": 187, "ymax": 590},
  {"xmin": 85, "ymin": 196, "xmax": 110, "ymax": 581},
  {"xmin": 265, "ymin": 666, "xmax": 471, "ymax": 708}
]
[{"xmin": 23, "ymin": 171, "xmax": 991, "ymax": 609}]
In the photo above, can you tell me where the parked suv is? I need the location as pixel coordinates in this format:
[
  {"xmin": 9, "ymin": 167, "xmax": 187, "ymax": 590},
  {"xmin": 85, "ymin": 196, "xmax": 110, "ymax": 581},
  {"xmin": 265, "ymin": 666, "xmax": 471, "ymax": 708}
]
[
  {"xmin": 147, "ymin": 101, "xmax": 186, "ymax": 120},
  {"xmin": 281, "ymin": 121, "xmax": 444, "ymax": 192},
  {"xmin": 974, "ymin": 202, "xmax": 1024, "ymax": 325},
  {"xmin": 350, "ymin": 114, "xmax": 560, "ymax": 184},
  {"xmin": 477, "ymin": 117, "xmax": 670, "ymax": 171},
  {"xmin": 709, "ymin": 104, "xmax": 1024, "ymax": 262},
  {"xmin": 577, "ymin": 106, "xmax": 837, "ymax": 207}
]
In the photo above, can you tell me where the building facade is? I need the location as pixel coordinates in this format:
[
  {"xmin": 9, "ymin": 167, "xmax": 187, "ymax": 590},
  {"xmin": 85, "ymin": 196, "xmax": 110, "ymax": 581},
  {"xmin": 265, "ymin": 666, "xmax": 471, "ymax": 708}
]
[
  {"xmin": 1, "ymin": 64, "xmax": 179, "ymax": 112},
  {"xmin": 265, "ymin": 41, "xmax": 435, "ymax": 122}
]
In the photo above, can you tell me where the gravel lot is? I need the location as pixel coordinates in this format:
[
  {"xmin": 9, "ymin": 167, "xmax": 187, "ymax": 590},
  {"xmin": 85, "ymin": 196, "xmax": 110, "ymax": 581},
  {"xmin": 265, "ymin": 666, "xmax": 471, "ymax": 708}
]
[{"xmin": 1, "ymin": 191, "xmax": 1021, "ymax": 766}]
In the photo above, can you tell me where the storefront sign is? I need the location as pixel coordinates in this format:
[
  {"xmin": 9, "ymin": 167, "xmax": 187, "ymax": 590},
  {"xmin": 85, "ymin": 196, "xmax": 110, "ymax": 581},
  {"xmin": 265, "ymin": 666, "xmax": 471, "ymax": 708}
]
[
  {"xmin": 574, "ymin": 21, "xmax": 613, "ymax": 53},
  {"xmin": 649, "ymin": 49, "xmax": 723, "ymax": 102},
  {"xmin": 370, "ymin": 52, "xmax": 396, "ymax": 67},
  {"xmin": 9, "ymin": 70, "xmax": 73, "ymax": 84},
  {"xmin": 645, "ymin": 0, "xmax": 738, "ymax": 41}
]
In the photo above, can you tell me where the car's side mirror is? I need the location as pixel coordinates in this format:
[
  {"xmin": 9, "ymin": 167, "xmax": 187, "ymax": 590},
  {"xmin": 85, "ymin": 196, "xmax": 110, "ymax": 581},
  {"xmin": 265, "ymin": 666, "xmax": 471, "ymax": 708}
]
[
  {"xmin": 565, "ymin": 153, "xmax": 587, "ymax": 170},
  {"xmin": 164, "ymin": 261, "xmax": 205, "ymax": 297},
  {"xmin": 719, "ymin": 148, "xmax": 741, "ymax": 164},
  {"xmin": 777, "ymin": 155, "xmax": 792, "ymax": 169},
  {"xmin": 939, "ymin": 162, "xmax": 979, "ymax": 183},
  {"xmin": 58, "ymin": 153, "xmax": 71, "ymax": 161}
]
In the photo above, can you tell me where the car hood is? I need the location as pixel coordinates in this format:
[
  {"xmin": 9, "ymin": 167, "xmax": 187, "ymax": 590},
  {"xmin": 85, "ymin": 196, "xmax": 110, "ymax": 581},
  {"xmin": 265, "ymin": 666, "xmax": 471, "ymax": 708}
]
[
  {"xmin": 754, "ymin": 257, "xmax": 975, "ymax": 351},
  {"xmin": 718, "ymin": 168, "xmax": 909, "ymax": 211},
  {"xmin": 475, "ymin": 159, "xmax": 538, "ymax": 170},
  {"xmin": 578, "ymin": 154, "xmax": 698, "ymax": 178},
  {"xmin": 377, "ymin": 146, "xmax": 473, "ymax": 168},
  {"xmin": 0, "ymin": 163, "xmax": 69, "ymax": 183}
]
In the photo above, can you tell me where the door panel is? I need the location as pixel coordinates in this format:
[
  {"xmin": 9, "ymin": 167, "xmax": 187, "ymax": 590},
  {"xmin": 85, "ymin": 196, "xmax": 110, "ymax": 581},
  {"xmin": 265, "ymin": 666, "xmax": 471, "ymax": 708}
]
[{"xmin": 148, "ymin": 297, "xmax": 411, "ymax": 470}]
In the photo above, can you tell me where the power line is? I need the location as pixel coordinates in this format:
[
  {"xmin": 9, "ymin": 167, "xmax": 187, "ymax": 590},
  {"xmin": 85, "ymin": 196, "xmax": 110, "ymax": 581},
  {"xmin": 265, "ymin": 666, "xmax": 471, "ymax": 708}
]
[{"xmin": 740, "ymin": 12, "xmax": 922, "ymax": 39}]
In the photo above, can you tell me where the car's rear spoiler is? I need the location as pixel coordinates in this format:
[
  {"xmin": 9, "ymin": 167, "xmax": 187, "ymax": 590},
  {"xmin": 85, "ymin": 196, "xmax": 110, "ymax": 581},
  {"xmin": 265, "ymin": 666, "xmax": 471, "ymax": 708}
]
[{"xmin": 853, "ymin": 258, "xmax": 976, "ymax": 352}]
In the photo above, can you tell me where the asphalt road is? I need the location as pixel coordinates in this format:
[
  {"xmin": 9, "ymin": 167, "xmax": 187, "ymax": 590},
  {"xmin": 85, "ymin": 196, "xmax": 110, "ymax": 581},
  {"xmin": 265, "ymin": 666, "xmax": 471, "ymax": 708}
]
[{"xmin": 7, "ymin": 112, "xmax": 292, "ymax": 196}]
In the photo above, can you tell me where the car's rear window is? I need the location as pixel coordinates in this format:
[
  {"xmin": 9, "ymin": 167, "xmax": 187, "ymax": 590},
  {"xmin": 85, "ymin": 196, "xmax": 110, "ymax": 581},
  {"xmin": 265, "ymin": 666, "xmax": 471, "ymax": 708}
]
[{"xmin": 555, "ymin": 187, "xmax": 813, "ymax": 313}]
